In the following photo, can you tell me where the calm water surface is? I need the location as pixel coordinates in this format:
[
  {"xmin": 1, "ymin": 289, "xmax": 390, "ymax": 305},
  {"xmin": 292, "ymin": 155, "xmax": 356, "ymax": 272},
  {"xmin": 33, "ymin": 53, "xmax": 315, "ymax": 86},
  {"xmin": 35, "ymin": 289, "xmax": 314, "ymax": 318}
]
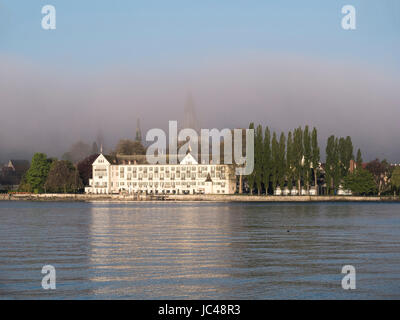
[{"xmin": 0, "ymin": 201, "xmax": 399, "ymax": 299}]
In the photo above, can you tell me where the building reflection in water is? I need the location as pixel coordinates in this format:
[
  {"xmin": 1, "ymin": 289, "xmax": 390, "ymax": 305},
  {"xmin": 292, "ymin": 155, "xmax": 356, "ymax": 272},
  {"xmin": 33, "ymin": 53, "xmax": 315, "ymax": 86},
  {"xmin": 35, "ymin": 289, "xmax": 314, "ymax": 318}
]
[{"xmin": 88, "ymin": 203, "xmax": 239, "ymax": 298}]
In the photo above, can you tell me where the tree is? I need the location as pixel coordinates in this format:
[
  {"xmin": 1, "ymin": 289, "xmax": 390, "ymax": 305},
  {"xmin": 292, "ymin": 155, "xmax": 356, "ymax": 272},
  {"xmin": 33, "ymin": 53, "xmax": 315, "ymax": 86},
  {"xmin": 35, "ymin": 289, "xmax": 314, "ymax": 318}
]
[
  {"xmin": 246, "ymin": 123, "xmax": 256, "ymax": 194},
  {"xmin": 311, "ymin": 127, "xmax": 320, "ymax": 194},
  {"xmin": 115, "ymin": 139, "xmax": 146, "ymax": 155},
  {"xmin": 343, "ymin": 169, "xmax": 377, "ymax": 196},
  {"xmin": 254, "ymin": 125, "xmax": 263, "ymax": 195},
  {"xmin": 293, "ymin": 127, "xmax": 303, "ymax": 194},
  {"xmin": 278, "ymin": 132, "xmax": 286, "ymax": 190},
  {"xmin": 262, "ymin": 127, "xmax": 272, "ymax": 195},
  {"xmin": 234, "ymin": 128, "xmax": 247, "ymax": 194},
  {"xmin": 366, "ymin": 159, "xmax": 390, "ymax": 196},
  {"xmin": 325, "ymin": 135, "xmax": 340, "ymax": 195},
  {"xmin": 286, "ymin": 131, "xmax": 294, "ymax": 191},
  {"xmin": 22, "ymin": 153, "xmax": 53, "ymax": 193},
  {"xmin": 45, "ymin": 160, "xmax": 83, "ymax": 193},
  {"xmin": 356, "ymin": 149, "xmax": 363, "ymax": 169},
  {"xmin": 303, "ymin": 125, "xmax": 311, "ymax": 192},
  {"xmin": 339, "ymin": 136, "xmax": 354, "ymax": 178},
  {"xmin": 77, "ymin": 154, "xmax": 99, "ymax": 186},
  {"xmin": 271, "ymin": 131, "xmax": 279, "ymax": 193},
  {"xmin": 391, "ymin": 167, "xmax": 400, "ymax": 196}
]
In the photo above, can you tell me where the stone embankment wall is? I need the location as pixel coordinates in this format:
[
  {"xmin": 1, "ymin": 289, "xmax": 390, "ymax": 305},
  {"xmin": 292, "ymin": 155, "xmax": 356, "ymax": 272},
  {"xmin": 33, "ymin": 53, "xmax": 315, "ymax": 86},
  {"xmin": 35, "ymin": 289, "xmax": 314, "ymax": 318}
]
[{"xmin": 1, "ymin": 193, "xmax": 397, "ymax": 202}]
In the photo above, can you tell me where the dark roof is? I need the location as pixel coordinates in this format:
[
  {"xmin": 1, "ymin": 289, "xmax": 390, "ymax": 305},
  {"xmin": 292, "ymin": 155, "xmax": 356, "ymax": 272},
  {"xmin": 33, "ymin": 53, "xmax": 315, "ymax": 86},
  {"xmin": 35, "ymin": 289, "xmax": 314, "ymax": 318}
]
[
  {"xmin": 103, "ymin": 155, "xmax": 118, "ymax": 164},
  {"xmin": 8, "ymin": 160, "xmax": 30, "ymax": 174}
]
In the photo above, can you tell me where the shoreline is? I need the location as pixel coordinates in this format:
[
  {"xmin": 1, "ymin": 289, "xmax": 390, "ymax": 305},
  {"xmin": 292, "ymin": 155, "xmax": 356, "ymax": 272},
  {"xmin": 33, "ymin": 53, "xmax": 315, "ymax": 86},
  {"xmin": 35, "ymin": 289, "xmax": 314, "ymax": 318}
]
[{"xmin": 1, "ymin": 193, "xmax": 399, "ymax": 203}]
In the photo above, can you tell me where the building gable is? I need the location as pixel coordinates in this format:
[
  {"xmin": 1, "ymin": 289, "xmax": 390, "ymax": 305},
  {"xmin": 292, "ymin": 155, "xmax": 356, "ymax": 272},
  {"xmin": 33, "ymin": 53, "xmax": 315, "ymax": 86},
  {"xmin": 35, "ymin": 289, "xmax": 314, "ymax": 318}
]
[
  {"xmin": 92, "ymin": 154, "xmax": 111, "ymax": 166},
  {"xmin": 180, "ymin": 153, "xmax": 198, "ymax": 165}
]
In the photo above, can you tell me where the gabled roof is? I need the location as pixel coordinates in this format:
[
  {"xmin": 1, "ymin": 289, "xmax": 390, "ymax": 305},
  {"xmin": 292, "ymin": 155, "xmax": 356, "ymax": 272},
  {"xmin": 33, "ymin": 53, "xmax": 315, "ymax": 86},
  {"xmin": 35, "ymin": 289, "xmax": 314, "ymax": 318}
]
[
  {"xmin": 8, "ymin": 160, "xmax": 30, "ymax": 174},
  {"xmin": 180, "ymin": 152, "xmax": 198, "ymax": 165}
]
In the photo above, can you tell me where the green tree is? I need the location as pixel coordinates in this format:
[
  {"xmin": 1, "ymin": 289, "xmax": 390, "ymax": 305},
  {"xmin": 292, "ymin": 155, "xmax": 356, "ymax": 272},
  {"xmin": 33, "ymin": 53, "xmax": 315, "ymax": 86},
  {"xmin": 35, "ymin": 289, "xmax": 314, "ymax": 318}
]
[
  {"xmin": 278, "ymin": 132, "xmax": 286, "ymax": 190},
  {"xmin": 391, "ymin": 167, "xmax": 400, "ymax": 196},
  {"xmin": 23, "ymin": 153, "xmax": 53, "ymax": 193},
  {"xmin": 356, "ymin": 149, "xmax": 363, "ymax": 169},
  {"xmin": 339, "ymin": 136, "xmax": 354, "ymax": 178},
  {"xmin": 254, "ymin": 125, "xmax": 263, "ymax": 195},
  {"xmin": 343, "ymin": 169, "xmax": 377, "ymax": 196},
  {"xmin": 262, "ymin": 127, "xmax": 272, "ymax": 195},
  {"xmin": 271, "ymin": 132, "xmax": 279, "ymax": 193},
  {"xmin": 311, "ymin": 127, "xmax": 320, "ymax": 194},
  {"xmin": 293, "ymin": 127, "xmax": 304, "ymax": 194},
  {"xmin": 45, "ymin": 160, "xmax": 83, "ymax": 193},
  {"xmin": 247, "ymin": 123, "xmax": 256, "ymax": 194},
  {"xmin": 325, "ymin": 135, "xmax": 340, "ymax": 195},
  {"xmin": 286, "ymin": 131, "xmax": 294, "ymax": 191},
  {"xmin": 303, "ymin": 125, "xmax": 312, "ymax": 192}
]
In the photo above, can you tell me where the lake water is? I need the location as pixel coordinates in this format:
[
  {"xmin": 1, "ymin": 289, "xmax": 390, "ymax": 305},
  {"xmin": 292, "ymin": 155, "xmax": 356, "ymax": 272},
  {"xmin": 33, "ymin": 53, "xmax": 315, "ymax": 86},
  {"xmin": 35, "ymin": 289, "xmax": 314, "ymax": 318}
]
[{"xmin": 0, "ymin": 201, "xmax": 399, "ymax": 299}]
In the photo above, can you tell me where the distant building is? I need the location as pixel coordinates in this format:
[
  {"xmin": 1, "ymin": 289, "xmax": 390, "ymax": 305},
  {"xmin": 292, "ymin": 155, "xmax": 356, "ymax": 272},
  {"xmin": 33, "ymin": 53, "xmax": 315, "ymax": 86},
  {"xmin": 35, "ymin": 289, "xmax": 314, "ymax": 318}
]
[
  {"xmin": 183, "ymin": 92, "xmax": 200, "ymax": 132},
  {"xmin": 0, "ymin": 160, "xmax": 30, "ymax": 191},
  {"xmin": 85, "ymin": 151, "xmax": 236, "ymax": 195}
]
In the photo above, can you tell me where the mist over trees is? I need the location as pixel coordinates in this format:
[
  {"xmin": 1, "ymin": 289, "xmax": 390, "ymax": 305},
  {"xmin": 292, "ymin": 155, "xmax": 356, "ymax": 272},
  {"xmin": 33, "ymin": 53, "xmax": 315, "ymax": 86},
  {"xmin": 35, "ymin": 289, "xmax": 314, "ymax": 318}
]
[
  {"xmin": 114, "ymin": 139, "xmax": 146, "ymax": 156},
  {"xmin": 62, "ymin": 141, "xmax": 91, "ymax": 164}
]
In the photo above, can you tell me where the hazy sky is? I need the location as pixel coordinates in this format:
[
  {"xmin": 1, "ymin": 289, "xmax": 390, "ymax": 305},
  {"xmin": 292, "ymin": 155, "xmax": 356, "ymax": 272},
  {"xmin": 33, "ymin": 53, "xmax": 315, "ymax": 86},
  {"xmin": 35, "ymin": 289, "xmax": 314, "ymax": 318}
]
[{"xmin": 0, "ymin": 0, "xmax": 399, "ymax": 162}]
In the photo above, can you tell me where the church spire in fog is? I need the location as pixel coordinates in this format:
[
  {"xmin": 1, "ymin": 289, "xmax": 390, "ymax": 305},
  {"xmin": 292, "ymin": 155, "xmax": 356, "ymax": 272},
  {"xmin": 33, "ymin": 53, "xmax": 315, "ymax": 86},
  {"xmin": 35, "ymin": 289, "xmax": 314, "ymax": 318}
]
[
  {"xmin": 135, "ymin": 118, "xmax": 142, "ymax": 143},
  {"xmin": 183, "ymin": 92, "xmax": 199, "ymax": 133}
]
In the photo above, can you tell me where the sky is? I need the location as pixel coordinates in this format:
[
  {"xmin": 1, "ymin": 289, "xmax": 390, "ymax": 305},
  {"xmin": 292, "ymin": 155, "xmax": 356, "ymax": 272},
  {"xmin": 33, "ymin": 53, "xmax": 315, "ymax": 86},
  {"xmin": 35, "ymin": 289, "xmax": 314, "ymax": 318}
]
[{"xmin": 0, "ymin": 0, "xmax": 399, "ymax": 162}]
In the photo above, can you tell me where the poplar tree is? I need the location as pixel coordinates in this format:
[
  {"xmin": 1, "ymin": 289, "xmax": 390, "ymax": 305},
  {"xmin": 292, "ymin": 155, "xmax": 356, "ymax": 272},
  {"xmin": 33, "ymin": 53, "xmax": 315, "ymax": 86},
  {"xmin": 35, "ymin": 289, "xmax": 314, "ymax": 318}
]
[
  {"xmin": 356, "ymin": 148, "xmax": 363, "ymax": 170},
  {"xmin": 338, "ymin": 137, "xmax": 347, "ymax": 179},
  {"xmin": 333, "ymin": 137, "xmax": 341, "ymax": 191},
  {"xmin": 339, "ymin": 136, "xmax": 354, "ymax": 180},
  {"xmin": 254, "ymin": 125, "xmax": 263, "ymax": 195},
  {"xmin": 247, "ymin": 123, "xmax": 256, "ymax": 194},
  {"xmin": 325, "ymin": 136, "xmax": 335, "ymax": 194},
  {"xmin": 286, "ymin": 131, "xmax": 294, "ymax": 191},
  {"xmin": 278, "ymin": 132, "xmax": 286, "ymax": 190},
  {"xmin": 303, "ymin": 125, "xmax": 312, "ymax": 192},
  {"xmin": 326, "ymin": 135, "xmax": 340, "ymax": 194},
  {"xmin": 271, "ymin": 132, "xmax": 279, "ymax": 193},
  {"xmin": 311, "ymin": 127, "xmax": 320, "ymax": 194},
  {"xmin": 263, "ymin": 127, "xmax": 272, "ymax": 195},
  {"xmin": 293, "ymin": 127, "xmax": 304, "ymax": 194}
]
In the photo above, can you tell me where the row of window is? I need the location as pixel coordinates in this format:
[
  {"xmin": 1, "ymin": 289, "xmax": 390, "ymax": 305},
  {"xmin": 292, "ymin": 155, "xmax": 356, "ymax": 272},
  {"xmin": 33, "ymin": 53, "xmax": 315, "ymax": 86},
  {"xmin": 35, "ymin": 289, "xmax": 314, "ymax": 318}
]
[
  {"xmin": 113, "ymin": 172, "xmax": 226, "ymax": 180},
  {"xmin": 113, "ymin": 181, "xmax": 226, "ymax": 188},
  {"xmin": 113, "ymin": 165, "xmax": 226, "ymax": 173}
]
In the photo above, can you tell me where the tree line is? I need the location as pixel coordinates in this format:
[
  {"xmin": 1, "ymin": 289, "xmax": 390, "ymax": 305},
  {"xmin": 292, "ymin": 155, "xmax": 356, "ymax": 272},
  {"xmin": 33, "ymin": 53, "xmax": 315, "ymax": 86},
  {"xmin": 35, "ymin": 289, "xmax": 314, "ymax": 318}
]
[{"xmin": 245, "ymin": 123, "xmax": 369, "ymax": 195}]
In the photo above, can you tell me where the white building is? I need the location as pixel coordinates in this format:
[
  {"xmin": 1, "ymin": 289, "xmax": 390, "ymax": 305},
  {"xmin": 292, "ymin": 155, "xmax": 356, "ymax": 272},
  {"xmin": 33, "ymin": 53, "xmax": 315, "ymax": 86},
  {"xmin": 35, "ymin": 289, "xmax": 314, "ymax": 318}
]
[{"xmin": 85, "ymin": 152, "xmax": 237, "ymax": 195}]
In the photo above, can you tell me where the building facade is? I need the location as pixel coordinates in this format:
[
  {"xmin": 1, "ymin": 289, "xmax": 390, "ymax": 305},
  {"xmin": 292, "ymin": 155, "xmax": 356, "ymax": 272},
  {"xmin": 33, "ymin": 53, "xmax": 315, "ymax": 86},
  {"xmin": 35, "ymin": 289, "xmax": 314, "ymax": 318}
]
[{"xmin": 85, "ymin": 152, "xmax": 237, "ymax": 195}]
